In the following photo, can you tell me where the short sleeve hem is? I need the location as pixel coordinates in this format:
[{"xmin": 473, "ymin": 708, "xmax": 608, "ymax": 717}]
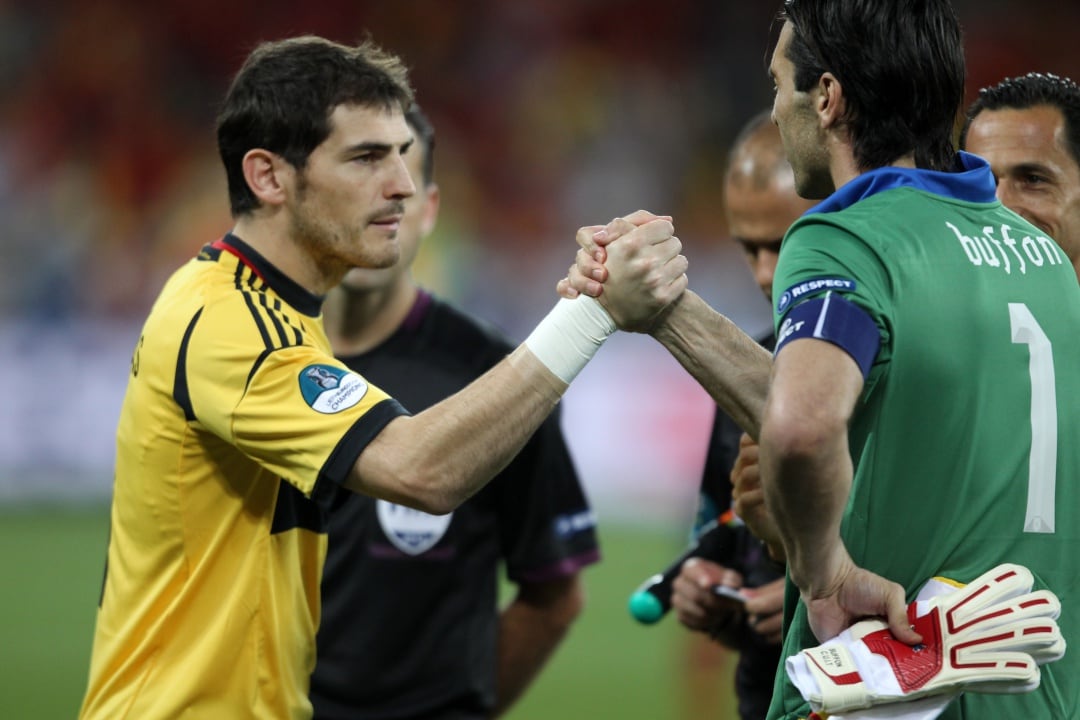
[{"xmin": 310, "ymin": 398, "xmax": 409, "ymax": 509}]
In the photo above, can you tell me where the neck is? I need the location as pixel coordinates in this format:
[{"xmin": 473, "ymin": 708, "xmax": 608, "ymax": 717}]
[
  {"xmin": 322, "ymin": 276, "xmax": 419, "ymax": 356},
  {"xmin": 232, "ymin": 215, "xmax": 344, "ymax": 296},
  {"xmin": 831, "ymin": 149, "xmax": 918, "ymax": 192}
]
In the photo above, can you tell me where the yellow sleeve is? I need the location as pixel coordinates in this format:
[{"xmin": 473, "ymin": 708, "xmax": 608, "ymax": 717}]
[{"xmin": 186, "ymin": 306, "xmax": 404, "ymax": 501}]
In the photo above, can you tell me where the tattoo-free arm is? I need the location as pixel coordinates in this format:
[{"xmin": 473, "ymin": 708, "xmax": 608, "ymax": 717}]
[
  {"xmin": 760, "ymin": 338, "xmax": 858, "ymax": 595},
  {"xmin": 760, "ymin": 338, "xmax": 916, "ymax": 643},
  {"xmin": 650, "ymin": 291, "xmax": 772, "ymax": 440},
  {"xmin": 347, "ymin": 346, "xmax": 565, "ymax": 514},
  {"xmin": 493, "ymin": 575, "xmax": 585, "ymax": 717}
]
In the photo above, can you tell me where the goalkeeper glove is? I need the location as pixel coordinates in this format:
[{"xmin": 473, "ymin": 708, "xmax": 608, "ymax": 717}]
[{"xmin": 788, "ymin": 563, "xmax": 1065, "ymax": 716}]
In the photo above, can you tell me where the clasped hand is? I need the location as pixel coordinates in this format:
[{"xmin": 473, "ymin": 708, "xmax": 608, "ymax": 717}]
[{"xmin": 556, "ymin": 210, "xmax": 688, "ymax": 333}]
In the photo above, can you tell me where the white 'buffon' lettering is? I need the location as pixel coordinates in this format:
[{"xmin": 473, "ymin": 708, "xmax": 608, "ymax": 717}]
[{"xmin": 946, "ymin": 221, "xmax": 1063, "ymax": 274}]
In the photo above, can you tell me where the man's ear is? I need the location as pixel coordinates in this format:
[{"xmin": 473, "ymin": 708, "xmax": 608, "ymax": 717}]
[
  {"xmin": 817, "ymin": 72, "xmax": 846, "ymax": 130},
  {"xmin": 241, "ymin": 149, "xmax": 293, "ymax": 207},
  {"xmin": 419, "ymin": 183, "xmax": 440, "ymax": 237}
]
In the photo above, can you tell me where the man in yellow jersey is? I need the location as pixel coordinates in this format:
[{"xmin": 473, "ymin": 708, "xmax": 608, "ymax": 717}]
[{"xmin": 79, "ymin": 36, "xmax": 687, "ymax": 720}]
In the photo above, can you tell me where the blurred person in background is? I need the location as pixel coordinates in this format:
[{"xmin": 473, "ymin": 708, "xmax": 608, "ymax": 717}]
[
  {"xmin": 961, "ymin": 71, "xmax": 1080, "ymax": 280},
  {"xmin": 311, "ymin": 104, "xmax": 599, "ymax": 720},
  {"xmin": 671, "ymin": 111, "xmax": 813, "ymax": 720},
  {"xmin": 79, "ymin": 35, "xmax": 686, "ymax": 720}
]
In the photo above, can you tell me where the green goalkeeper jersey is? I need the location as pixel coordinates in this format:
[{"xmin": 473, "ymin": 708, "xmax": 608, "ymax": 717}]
[{"xmin": 768, "ymin": 153, "xmax": 1080, "ymax": 719}]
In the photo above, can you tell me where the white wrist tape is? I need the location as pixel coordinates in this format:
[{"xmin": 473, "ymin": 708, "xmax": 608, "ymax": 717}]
[{"xmin": 525, "ymin": 297, "xmax": 616, "ymax": 384}]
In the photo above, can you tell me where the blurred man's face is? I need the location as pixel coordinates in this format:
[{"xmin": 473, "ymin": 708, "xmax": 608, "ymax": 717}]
[
  {"xmin": 965, "ymin": 105, "xmax": 1080, "ymax": 275},
  {"xmin": 725, "ymin": 164, "xmax": 815, "ymax": 301},
  {"xmin": 338, "ymin": 133, "xmax": 438, "ymax": 291}
]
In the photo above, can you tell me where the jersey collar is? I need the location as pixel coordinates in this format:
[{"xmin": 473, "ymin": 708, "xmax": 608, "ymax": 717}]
[
  {"xmin": 214, "ymin": 233, "xmax": 324, "ymax": 317},
  {"xmin": 806, "ymin": 151, "xmax": 997, "ymax": 216}
]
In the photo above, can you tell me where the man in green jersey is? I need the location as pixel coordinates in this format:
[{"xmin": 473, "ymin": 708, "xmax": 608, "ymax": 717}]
[{"xmin": 564, "ymin": 1, "xmax": 1079, "ymax": 717}]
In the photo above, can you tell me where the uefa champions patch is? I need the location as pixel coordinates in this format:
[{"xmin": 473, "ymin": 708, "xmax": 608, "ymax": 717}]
[
  {"xmin": 298, "ymin": 363, "xmax": 368, "ymax": 414},
  {"xmin": 376, "ymin": 500, "xmax": 452, "ymax": 555},
  {"xmin": 776, "ymin": 276, "xmax": 857, "ymax": 313}
]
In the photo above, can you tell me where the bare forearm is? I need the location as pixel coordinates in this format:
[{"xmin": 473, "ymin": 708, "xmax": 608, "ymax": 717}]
[
  {"xmin": 761, "ymin": 434, "xmax": 852, "ymax": 594},
  {"xmin": 651, "ymin": 291, "xmax": 771, "ymax": 439},
  {"xmin": 758, "ymin": 341, "xmax": 864, "ymax": 594},
  {"xmin": 493, "ymin": 580, "xmax": 582, "ymax": 717},
  {"xmin": 348, "ymin": 346, "xmax": 565, "ymax": 514}
]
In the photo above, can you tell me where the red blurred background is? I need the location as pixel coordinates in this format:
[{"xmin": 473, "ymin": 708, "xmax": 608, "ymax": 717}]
[{"xmin": 0, "ymin": 0, "xmax": 1076, "ymax": 507}]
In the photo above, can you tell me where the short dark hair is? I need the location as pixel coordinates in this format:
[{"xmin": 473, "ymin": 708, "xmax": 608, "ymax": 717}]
[
  {"xmin": 780, "ymin": 0, "xmax": 964, "ymax": 172},
  {"xmin": 960, "ymin": 72, "xmax": 1080, "ymax": 168},
  {"xmin": 216, "ymin": 35, "xmax": 414, "ymax": 217},
  {"xmin": 405, "ymin": 104, "xmax": 436, "ymax": 187}
]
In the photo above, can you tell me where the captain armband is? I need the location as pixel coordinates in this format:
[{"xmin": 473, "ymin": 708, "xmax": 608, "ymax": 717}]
[{"xmin": 774, "ymin": 291, "xmax": 880, "ymax": 378}]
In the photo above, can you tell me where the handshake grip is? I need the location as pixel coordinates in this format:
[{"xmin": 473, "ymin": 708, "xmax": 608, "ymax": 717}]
[
  {"xmin": 789, "ymin": 563, "xmax": 1066, "ymax": 715},
  {"xmin": 628, "ymin": 517, "xmax": 740, "ymax": 624}
]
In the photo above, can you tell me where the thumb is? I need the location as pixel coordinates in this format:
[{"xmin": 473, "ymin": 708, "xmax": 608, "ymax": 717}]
[{"xmin": 884, "ymin": 584, "xmax": 921, "ymax": 644}]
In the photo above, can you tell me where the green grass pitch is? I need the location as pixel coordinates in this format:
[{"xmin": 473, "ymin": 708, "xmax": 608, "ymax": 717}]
[{"xmin": 0, "ymin": 505, "xmax": 736, "ymax": 719}]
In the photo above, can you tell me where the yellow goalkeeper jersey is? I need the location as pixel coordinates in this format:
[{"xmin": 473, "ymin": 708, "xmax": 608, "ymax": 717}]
[{"xmin": 80, "ymin": 234, "xmax": 407, "ymax": 720}]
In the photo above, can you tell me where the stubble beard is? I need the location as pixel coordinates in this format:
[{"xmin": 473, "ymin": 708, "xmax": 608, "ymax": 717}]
[
  {"xmin": 291, "ymin": 171, "xmax": 406, "ymax": 275},
  {"xmin": 792, "ymin": 160, "xmax": 834, "ymax": 201},
  {"xmin": 290, "ymin": 194, "xmax": 396, "ymax": 279},
  {"xmin": 290, "ymin": 203, "xmax": 351, "ymax": 282}
]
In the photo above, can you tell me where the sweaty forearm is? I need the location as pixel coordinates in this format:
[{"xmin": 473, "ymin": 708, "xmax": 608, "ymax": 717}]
[
  {"xmin": 348, "ymin": 346, "xmax": 564, "ymax": 514},
  {"xmin": 651, "ymin": 291, "xmax": 771, "ymax": 438}
]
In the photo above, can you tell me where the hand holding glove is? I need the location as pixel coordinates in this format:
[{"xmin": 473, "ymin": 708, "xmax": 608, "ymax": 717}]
[{"xmin": 789, "ymin": 563, "xmax": 1065, "ymax": 717}]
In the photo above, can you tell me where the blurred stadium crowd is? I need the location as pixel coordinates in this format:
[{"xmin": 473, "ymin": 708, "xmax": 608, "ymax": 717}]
[{"xmin": 1, "ymin": 0, "xmax": 1077, "ymax": 504}]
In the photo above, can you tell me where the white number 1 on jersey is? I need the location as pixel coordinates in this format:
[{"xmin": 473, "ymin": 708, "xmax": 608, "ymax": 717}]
[{"xmin": 1009, "ymin": 303, "xmax": 1056, "ymax": 534}]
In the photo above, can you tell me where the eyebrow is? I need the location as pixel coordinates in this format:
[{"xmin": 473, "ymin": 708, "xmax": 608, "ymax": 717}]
[
  {"xmin": 341, "ymin": 138, "xmax": 415, "ymax": 156},
  {"xmin": 1008, "ymin": 161, "xmax": 1057, "ymax": 178}
]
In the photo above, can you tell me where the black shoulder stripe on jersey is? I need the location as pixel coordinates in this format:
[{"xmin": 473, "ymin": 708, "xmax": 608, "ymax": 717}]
[
  {"xmin": 268, "ymin": 296, "xmax": 304, "ymax": 346},
  {"xmin": 244, "ymin": 265, "xmax": 266, "ymax": 292},
  {"xmin": 309, "ymin": 398, "xmax": 411, "ymax": 509},
  {"xmin": 233, "ymin": 263, "xmax": 274, "ymax": 351},
  {"xmin": 173, "ymin": 308, "xmax": 204, "ymax": 422},
  {"xmin": 257, "ymin": 293, "xmax": 295, "ymax": 348},
  {"xmin": 245, "ymin": 348, "xmax": 273, "ymax": 391},
  {"xmin": 197, "ymin": 243, "xmax": 222, "ymax": 262},
  {"xmin": 274, "ymin": 298, "xmax": 304, "ymax": 346},
  {"xmin": 233, "ymin": 263, "xmax": 307, "ymax": 351},
  {"xmin": 270, "ymin": 480, "xmax": 328, "ymax": 535}
]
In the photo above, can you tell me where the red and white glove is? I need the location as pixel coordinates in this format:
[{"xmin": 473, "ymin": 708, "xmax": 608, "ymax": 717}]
[{"xmin": 788, "ymin": 564, "xmax": 1065, "ymax": 717}]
